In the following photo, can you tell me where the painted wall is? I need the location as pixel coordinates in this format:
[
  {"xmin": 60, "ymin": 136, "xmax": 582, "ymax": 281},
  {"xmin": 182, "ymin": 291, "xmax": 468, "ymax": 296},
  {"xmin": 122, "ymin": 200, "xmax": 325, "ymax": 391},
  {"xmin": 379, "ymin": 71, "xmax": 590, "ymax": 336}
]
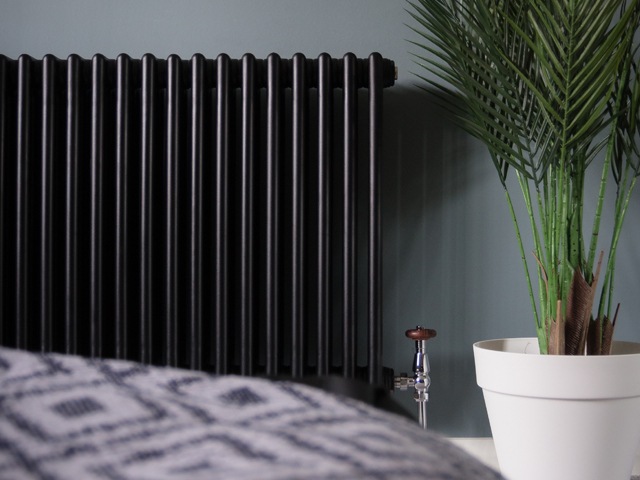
[{"xmin": 2, "ymin": 0, "xmax": 640, "ymax": 437}]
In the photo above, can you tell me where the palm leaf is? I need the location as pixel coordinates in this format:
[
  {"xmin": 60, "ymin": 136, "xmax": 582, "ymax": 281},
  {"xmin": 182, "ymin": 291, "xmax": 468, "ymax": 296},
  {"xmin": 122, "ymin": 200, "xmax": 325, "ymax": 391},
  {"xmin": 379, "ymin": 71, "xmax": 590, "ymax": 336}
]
[{"xmin": 410, "ymin": 0, "xmax": 545, "ymax": 180}]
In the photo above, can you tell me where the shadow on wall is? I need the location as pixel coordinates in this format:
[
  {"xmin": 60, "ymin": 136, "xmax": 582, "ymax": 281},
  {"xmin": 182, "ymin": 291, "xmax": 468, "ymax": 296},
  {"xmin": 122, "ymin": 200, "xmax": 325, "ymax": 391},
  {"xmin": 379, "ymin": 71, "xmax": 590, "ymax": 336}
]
[{"xmin": 380, "ymin": 84, "xmax": 503, "ymax": 436}]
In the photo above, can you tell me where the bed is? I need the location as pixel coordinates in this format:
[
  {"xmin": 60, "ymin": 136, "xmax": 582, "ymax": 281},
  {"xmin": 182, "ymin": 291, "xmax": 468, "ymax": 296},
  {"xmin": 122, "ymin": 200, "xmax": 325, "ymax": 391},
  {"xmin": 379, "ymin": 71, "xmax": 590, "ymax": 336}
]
[{"xmin": 0, "ymin": 347, "xmax": 502, "ymax": 479}]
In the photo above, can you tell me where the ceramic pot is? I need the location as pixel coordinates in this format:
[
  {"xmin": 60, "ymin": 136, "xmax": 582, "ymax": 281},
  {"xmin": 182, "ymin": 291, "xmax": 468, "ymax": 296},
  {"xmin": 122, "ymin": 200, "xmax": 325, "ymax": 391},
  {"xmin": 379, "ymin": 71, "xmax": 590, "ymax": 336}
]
[{"xmin": 473, "ymin": 337, "xmax": 640, "ymax": 480}]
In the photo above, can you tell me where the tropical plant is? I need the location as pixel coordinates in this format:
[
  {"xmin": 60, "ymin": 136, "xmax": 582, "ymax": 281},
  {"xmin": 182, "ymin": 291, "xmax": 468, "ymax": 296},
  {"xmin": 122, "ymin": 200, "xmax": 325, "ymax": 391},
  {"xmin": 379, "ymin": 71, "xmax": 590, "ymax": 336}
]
[{"xmin": 408, "ymin": 0, "xmax": 640, "ymax": 354}]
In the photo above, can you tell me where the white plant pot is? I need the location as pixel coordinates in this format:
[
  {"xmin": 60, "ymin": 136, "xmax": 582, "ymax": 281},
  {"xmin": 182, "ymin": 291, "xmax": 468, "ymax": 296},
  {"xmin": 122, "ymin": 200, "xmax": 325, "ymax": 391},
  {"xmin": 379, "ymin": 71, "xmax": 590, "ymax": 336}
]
[{"xmin": 474, "ymin": 337, "xmax": 640, "ymax": 480}]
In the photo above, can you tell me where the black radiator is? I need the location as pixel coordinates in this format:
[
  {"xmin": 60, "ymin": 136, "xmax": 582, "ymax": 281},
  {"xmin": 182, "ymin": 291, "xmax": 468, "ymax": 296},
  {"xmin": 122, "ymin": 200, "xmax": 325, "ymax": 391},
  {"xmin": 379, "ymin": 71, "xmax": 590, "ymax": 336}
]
[{"xmin": 0, "ymin": 52, "xmax": 395, "ymax": 386}]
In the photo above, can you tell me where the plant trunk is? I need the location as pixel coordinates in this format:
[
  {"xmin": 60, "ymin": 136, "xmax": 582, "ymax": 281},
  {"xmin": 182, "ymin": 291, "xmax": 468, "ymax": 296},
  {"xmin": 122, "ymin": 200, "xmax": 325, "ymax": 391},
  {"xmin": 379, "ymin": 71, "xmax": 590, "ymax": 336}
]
[
  {"xmin": 547, "ymin": 253, "xmax": 607, "ymax": 355},
  {"xmin": 588, "ymin": 317, "xmax": 616, "ymax": 355},
  {"xmin": 563, "ymin": 270, "xmax": 596, "ymax": 354}
]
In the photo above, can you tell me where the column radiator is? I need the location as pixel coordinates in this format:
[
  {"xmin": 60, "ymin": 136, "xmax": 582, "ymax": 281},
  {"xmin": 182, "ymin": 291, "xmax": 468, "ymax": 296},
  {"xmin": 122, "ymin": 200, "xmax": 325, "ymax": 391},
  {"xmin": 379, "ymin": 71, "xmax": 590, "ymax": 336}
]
[{"xmin": 0, "ymin": 52, "xmax": 395, "ymax": 386}]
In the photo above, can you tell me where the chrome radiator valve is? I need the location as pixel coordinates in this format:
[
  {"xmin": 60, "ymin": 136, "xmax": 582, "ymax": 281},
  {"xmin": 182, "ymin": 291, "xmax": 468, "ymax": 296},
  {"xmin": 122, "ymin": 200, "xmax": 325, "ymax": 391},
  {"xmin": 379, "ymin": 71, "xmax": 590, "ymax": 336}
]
[{"xmin": 394, "ymin": 326, "xmax": 436, "ymax": 429}]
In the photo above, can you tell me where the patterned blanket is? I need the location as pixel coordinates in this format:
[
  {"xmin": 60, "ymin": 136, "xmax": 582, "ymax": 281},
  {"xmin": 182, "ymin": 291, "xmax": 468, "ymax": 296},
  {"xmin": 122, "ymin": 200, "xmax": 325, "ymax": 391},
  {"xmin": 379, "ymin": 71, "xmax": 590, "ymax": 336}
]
[{"xmin": 0, "ymin": 347, "xmax": 502, "ymax": 479}]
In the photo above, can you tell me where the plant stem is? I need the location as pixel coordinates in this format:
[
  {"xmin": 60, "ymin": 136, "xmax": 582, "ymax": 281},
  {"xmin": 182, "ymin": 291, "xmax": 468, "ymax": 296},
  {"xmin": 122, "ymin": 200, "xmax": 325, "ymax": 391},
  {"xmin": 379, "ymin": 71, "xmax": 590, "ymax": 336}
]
[
  {"xmin": 504, "ymin": 180, "xmax": 544, "ymax": 350},
  {"xmin": 600, "ymin": 171, "xmax": 638, "ymax": 319},
  {"xmin": 586, "ymin": 148, "xmax": 611, "ymax": 280},
  {"xmin": 517, "ymin": 171, "xmax": 547, "ymax": 317}
]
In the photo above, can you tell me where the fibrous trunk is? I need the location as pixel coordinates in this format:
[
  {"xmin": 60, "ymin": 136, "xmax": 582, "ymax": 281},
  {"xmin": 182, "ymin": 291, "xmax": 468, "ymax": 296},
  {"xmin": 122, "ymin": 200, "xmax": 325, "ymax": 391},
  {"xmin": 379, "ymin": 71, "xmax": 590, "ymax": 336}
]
[{"xmin": 547, "ymin": 256, "xmax": 615, "ymax": 355}]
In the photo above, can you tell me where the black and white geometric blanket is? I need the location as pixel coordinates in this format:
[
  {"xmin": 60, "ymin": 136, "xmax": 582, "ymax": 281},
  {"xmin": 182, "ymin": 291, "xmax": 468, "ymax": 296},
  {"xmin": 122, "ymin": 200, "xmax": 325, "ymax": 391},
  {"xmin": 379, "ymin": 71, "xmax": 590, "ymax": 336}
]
[{"xmin": 0, "ymin": 347, "xmax": 502, "ymax": 479}]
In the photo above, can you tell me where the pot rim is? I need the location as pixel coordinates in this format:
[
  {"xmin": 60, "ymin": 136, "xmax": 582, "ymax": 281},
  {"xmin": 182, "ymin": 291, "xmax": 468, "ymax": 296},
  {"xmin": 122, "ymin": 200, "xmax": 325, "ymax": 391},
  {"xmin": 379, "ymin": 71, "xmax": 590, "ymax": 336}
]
[
  {"xmin": 474, "ymin": 337, "xmax": 640, "ymax": 356},
  {"xmin": 474, "ymin": 337, "xmax": 640, "ymax": 399}
]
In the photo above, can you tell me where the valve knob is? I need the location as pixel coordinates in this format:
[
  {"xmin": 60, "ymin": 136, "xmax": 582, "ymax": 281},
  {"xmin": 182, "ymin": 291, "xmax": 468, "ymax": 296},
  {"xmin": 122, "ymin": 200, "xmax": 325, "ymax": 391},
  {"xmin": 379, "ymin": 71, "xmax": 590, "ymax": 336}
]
[{"xmin": 405, "ymin": 327, "xmax": 437, "ymax": 341}]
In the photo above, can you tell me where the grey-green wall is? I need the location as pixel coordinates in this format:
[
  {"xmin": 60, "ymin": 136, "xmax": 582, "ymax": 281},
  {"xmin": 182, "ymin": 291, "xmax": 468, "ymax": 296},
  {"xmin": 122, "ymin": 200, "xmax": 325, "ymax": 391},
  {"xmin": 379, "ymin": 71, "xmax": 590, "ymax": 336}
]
[{"xmin": 2, "ymin": 0, "xmax": 640, "ymax": 437}]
